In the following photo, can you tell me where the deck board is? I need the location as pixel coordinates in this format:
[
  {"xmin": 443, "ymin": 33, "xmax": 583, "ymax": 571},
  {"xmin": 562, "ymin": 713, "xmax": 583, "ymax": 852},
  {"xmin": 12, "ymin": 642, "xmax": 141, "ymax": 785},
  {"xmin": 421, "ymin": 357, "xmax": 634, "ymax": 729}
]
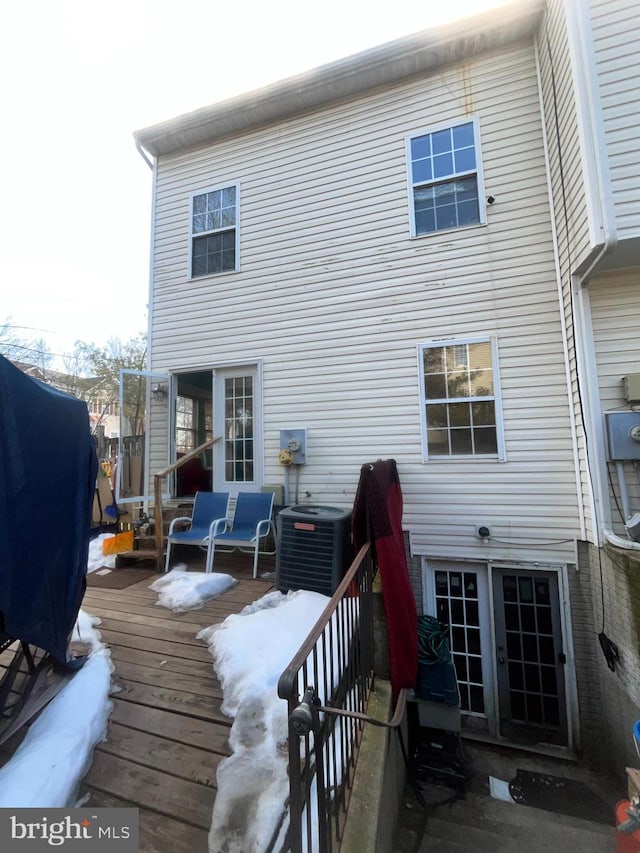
[{"xmin": 78, "ymin": 553, "xmax": 274, "ymax": 853}]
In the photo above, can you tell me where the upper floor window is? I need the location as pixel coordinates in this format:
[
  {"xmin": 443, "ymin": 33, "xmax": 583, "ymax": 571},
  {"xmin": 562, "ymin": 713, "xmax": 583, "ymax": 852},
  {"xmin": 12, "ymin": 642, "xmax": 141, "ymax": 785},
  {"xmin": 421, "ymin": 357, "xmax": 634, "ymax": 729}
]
[
  {"xmin": 407, "ymin": 119, "xmax": 484, "ymax": 237},
  {"xmin": 418, "ymin": 336, "xmax": 504, "ymax": 460},
  {"xmin": 190, "ymin": 183, "xmax": 239, "ymax": 277}
]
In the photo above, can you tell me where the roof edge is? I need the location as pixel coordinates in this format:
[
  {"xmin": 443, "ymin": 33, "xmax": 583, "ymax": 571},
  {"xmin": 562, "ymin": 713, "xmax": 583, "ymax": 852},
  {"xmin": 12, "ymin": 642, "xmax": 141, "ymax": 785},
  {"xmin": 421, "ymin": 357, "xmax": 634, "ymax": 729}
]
[{"xmin": 134, "ymin": 0, "xmax": 544, "ymax": 157}]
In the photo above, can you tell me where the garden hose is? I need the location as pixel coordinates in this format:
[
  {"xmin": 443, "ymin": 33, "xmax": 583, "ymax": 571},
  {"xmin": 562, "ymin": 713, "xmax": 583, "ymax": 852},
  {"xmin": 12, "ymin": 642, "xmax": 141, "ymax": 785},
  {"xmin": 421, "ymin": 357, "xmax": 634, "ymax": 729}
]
[{"xmin": 417, "ymin": 615, "xmax": 450, "ymax": 665}]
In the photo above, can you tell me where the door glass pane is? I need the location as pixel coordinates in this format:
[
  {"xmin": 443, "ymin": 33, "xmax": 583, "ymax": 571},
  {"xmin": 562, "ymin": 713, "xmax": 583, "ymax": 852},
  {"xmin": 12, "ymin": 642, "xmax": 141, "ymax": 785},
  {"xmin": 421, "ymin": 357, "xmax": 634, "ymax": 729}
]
[
  {"xmin": 434, "ymin": 568, "xmax": 485, "ymax": 715},
  {"xmin": 500, "ymin": 573, "xmax": 562, "ymax": 731},
  {"xmin": 119, "ymin": 373, "xmax": 148, "ymax": 500},
  {"xmin": 224, "ymin": 375, "xmax": 254, "ymax": 482},
  {"xmin": 506, "ymin": 632, "xmax": 521, "ymax": 660}
]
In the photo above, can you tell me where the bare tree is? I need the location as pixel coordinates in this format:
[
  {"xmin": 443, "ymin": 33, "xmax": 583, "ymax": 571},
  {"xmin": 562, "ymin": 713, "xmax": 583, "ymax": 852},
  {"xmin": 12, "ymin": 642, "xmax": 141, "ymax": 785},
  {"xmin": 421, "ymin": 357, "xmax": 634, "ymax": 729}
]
[{"xmin": 0, "ymin": 320, "xmax": 52, "ymax": 372}]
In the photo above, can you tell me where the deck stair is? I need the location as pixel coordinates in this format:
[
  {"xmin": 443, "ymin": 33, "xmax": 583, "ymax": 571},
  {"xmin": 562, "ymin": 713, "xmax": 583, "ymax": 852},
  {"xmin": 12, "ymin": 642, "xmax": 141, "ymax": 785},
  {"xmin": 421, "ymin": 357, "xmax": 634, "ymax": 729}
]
[{"xmin": 115, "ymin": 504, "xmax": 194, "ymax": 569}]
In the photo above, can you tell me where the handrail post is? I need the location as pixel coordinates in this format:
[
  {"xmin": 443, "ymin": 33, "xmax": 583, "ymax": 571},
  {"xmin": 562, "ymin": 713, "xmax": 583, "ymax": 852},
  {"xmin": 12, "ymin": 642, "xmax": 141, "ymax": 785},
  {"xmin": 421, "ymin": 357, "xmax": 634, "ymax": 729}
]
[{"xmin": 153, "ymin": 472, "xmax": 164, "ymax": 571}]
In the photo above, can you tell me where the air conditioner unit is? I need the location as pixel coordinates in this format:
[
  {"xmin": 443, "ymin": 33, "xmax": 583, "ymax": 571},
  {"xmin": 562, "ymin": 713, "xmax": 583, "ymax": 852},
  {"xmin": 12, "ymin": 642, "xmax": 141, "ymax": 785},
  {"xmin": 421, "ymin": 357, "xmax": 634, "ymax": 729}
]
[{"xmin": 276, "ymin": 505, "xmax": 353, "ymax": 595}]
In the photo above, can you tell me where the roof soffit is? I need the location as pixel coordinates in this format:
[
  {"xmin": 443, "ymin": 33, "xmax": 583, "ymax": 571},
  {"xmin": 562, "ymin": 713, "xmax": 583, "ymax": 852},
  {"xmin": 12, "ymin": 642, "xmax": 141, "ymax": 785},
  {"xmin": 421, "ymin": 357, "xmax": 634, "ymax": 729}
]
[{"xmin": 134, "ymin": 0, "xmax": 544, "ymax": 157}]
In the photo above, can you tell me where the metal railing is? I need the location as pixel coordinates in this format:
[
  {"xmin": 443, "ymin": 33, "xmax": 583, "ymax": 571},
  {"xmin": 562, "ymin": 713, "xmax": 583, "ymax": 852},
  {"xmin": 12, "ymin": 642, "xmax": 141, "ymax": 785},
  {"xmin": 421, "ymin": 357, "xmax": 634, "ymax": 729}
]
[
  {"xmin": 152, "ymin": 435, "xmax": 221, "ymax": 571},
  {"xmin": 277, "ymin": 543, "xmax": 376, "ymax": 853}
]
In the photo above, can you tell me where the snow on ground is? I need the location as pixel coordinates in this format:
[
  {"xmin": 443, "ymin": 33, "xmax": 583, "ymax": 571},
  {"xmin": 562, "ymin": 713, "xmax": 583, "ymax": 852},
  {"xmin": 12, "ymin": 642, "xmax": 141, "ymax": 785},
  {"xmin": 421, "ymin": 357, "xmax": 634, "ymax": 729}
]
[
  {"xmin": 0, "ymin": 609, "xmax": 113, "ymax": 807},
  {"xmin": 87, "ymin": 533, "xmax": 116, "ymax": 572},
  {"xmin": 150, "ymin": 566, "xmax": 238, "ymax": 612},
  {"xmin": 197, "ymin": 589, "xmax": 330, "ymax": 853}
]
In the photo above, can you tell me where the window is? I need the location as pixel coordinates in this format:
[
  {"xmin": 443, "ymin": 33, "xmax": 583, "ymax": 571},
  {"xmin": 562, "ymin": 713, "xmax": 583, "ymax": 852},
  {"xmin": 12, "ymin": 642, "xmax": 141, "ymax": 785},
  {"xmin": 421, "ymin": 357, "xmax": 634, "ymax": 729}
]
[
  {"xmin": 407, "ymin": 119, "xmax": 484, "ymax": 236},
  {"xmin": 418, "ymin": 337, "xmax": 504, "ymax": 459},
  {"xmin": 175, "ymin": 395, "xmax": 196, "ymax": 454},
  {"xmin": 190, "ymin": 183, "xmax": 239, "ymax": 277}
]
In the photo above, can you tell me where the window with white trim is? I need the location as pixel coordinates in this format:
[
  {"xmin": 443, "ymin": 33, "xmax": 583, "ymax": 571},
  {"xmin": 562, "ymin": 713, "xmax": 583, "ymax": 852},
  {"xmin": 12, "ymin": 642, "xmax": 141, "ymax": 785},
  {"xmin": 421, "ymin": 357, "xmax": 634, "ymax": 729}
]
[
  {"xmin": 419, "ymin": 337, "xmax": 504, "ymax": 459},
  {"xmin": 190, "ymin": 184, "xmax": 238, "ymax": 277},
  {"xmin": 407, "ymin": 119, "xmax": 484, "ymax": 236}
]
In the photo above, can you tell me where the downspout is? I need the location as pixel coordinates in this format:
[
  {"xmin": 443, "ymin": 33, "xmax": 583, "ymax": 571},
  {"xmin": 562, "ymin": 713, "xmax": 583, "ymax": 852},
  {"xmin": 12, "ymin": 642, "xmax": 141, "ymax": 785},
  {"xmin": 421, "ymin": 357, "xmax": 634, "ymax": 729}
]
[
  {"xmin": 135, "ymin": 139, "xmax": 154, "ymax": 171},
  {"xmin": 564, "ymin": 1, "xmax": 638, "ymax": 551},
  {"xmin": 134, "ymin": 139, "xmax": 158, "ymax": 504},
  {"xmin": 133, "ymin": 139, "xmax": 156, "ymax": 374}
]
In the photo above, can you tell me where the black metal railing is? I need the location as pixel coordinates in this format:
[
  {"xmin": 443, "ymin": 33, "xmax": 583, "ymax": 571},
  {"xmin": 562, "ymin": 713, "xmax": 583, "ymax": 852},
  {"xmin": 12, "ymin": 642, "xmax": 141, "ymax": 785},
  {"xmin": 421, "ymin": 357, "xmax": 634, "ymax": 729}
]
[{"xmin": 277, "ymin": 543, "xmax": 376, "ymax": 853}]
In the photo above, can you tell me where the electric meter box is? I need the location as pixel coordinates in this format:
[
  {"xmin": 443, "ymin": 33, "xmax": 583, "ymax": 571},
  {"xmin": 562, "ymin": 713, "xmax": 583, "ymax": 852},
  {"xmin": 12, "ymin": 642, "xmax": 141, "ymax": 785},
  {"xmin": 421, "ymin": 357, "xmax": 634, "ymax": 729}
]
[
  {"xmin": 623, "ymin": 374, "xmax": 640, "ymax": 404},
  {"xmin": 604, "ymin": 411, "xmax": 640, "ymax": 460}
]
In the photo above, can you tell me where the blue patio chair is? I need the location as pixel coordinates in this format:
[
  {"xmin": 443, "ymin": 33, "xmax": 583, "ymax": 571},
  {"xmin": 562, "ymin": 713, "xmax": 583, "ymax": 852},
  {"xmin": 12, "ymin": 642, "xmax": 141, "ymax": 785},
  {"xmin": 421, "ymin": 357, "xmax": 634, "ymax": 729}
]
[
  {"xmin": 164, "ymin": 491, "xmax": 230, "ymax": 573},
  {"xmin": 209, "ymin": 491, "xmax": 275, "ymax": 578}
]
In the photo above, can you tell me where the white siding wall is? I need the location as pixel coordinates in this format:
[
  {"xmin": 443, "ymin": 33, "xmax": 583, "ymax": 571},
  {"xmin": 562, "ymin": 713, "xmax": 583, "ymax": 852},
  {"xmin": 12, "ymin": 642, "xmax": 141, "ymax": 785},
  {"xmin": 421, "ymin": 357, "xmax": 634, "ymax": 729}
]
[
  {"xmin": 536, "ymin": 0, "xmax": 592, "ymax": 539},
  {"xmin": 591, "ymin": 0, "xmax": 640, "ymax": 240},
  {"xmin": 589, "ymin": 268, "xmax": 640, "ymax": 535},
  {"xmin": 150, "ymin": 43, "xmax": 580, "ymax": 564}
]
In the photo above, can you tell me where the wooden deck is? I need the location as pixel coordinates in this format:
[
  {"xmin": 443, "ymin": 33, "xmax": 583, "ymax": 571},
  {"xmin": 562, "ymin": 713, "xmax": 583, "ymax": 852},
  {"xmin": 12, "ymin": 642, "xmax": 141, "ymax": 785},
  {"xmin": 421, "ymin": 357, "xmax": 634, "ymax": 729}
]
[{"xmin": 78, "ymin": 552, "xmax": 275, "ymax": 853}]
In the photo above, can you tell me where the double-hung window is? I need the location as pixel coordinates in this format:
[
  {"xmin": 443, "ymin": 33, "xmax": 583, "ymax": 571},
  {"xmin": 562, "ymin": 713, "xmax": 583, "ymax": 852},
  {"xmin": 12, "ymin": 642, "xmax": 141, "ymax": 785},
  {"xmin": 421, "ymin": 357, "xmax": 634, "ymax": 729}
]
[
  {"xmin": 407, "ymin": 118, "xmax": 484, "ymax": 236},
  {"xmin": 190, "ymin": 183, "xmax": 239, "ymax": 277},
  {"xmin": 418, "ymin": 336, "xmax": 504, "ymax": 460}
]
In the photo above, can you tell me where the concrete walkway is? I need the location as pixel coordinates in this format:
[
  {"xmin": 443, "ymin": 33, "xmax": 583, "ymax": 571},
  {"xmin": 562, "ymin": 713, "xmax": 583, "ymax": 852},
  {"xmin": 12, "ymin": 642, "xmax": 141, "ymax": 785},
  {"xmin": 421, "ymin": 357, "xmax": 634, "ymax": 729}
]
[{"xmin": 393, "ymin": 738, "xmax": 620, "ymax": 852}]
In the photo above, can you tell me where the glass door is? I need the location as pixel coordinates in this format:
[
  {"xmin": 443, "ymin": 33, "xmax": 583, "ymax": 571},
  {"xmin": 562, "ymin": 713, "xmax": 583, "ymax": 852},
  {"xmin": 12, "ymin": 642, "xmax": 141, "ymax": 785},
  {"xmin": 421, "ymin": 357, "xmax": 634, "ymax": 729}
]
[
  {"xmin": 425, "ymin": 560, "xmax": 495, "ymax": 735},
  {"xmin": 492, "ymin": 569, "xmax": 568, "ymax": 746},
  {"xmin": 116, "ymin": 369, "xmax": 170, "ymax": 504},
  {"xmin": 213, "ymin": 366, "xmax": 262, "ymax": 496}
]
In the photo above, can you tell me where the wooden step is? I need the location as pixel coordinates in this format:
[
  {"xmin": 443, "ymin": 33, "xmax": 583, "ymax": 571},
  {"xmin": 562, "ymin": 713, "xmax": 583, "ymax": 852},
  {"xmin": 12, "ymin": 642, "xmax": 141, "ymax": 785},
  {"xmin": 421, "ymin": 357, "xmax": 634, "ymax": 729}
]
[{"xmin": 116, "ymin": 549, "xmax": 157, "ymax": 568}]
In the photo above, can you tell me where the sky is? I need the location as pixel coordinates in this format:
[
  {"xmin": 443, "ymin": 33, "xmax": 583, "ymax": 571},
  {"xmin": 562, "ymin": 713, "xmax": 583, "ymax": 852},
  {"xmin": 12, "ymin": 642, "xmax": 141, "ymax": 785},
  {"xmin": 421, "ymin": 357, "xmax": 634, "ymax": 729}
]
[{"xmin": 1, "ymin": 0, "xmax": 509, "ymax": 367}]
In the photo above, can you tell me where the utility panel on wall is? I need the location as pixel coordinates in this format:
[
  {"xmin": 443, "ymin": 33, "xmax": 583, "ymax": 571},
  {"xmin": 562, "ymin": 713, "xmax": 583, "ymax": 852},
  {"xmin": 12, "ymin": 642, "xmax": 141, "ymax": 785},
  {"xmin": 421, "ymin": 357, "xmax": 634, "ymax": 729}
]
[
  {"xmin": 280, "ymin": 428, "xmax": 307, "ymax": 465},
  {"xmin": 604, "ymin": 411, "xmax": 640, "ymax": 460}
]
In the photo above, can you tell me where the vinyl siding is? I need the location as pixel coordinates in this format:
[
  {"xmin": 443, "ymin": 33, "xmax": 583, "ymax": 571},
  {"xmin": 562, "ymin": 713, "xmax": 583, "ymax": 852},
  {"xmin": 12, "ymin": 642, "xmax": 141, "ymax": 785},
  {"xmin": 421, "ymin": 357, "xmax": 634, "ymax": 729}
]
[
  {"xmin": 536, "ymin": 0, "xmax": 592, "ymax": 539},
  {"xmin": 149, "ymin": 42, "xmax": 580, "ymax": 564},
  {"xmin": 591, "ymin": 0, "xmax": 640, "ymax": 239},
  {"xmin": 589, "ymin": 267, "xmax": 640, "ymax": 535}
]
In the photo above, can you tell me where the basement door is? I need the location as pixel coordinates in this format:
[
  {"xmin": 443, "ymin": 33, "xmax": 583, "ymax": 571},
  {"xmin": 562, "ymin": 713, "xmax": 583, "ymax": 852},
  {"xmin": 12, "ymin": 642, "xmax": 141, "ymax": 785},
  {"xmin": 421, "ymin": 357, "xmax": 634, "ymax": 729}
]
[
  {"xmin": 492, "ymin": 568, "xmax": 568, "ymax": 746},
  {"xmin": 427, "ymin": 562, "xmax": 495, "ymax": 736}
]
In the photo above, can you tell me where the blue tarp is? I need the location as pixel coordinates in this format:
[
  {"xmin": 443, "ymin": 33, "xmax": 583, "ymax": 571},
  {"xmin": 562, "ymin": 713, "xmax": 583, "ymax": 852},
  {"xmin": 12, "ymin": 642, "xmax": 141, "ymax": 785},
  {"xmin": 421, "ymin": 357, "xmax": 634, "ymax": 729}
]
[{"xmin": 0, "ymin": 355, "xmax": 98, "ymax": 664}]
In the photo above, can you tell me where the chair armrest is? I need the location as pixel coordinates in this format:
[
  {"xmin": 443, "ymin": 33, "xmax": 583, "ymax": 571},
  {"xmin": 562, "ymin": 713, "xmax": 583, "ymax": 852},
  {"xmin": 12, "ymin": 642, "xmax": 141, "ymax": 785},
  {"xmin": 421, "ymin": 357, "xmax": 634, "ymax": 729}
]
[
  {"xmin": 168, "ymin": 516, "xmax": 193, "ymax": 535},
  {"xmin": 211, "ymin": 516, "xmax": 232, "ymax": 537},
  {"xmin": 255, "ymin": 518, "xmax": 274, "ymax": 539}
]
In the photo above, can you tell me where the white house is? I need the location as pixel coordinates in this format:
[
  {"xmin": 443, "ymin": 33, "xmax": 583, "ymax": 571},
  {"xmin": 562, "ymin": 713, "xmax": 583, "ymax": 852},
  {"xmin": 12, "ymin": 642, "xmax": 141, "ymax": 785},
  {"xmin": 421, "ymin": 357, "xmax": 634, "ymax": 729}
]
[
  {"xmin": 132, "ymin": 0, "xmax": 640, "ymax": 774},
  {"xmin": 537, "ymin": 0, "xmax": 640, "ymax": 774}
]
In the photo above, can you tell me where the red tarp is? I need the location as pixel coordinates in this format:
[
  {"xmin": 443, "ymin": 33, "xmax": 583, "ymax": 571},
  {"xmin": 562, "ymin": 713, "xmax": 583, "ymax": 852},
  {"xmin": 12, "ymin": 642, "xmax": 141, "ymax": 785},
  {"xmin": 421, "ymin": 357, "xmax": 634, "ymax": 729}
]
[{"xmin": 352, "ymin": 459, "xmax": 417, "ymax": 701}]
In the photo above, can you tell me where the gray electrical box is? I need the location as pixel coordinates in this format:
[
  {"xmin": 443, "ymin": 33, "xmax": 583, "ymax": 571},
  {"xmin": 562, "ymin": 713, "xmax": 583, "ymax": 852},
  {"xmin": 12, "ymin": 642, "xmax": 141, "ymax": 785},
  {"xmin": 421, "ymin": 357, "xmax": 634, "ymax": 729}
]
[
  {"xmin": 604, "ymin": 411, "xmax": 640, "ymax": 460},
  {"xmin": 280, "ymin": 428, "xmax": 307, "ymax": 464},
  {"xmin": 623, "ymin": 374, "xmax": 640, "ymax": 404}
]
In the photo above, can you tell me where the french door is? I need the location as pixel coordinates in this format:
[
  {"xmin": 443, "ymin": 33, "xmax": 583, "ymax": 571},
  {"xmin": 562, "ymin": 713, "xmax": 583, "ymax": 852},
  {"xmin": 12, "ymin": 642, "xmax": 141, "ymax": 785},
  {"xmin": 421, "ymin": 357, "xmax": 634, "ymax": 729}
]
[
  {"xmin": 212, "ymin": 366, "xmax": 262, "ymax": 496},
  {"xmin": 492, "ymin": 568, "xmax": 568, "ymax": 746},
  {"xmin": 425, "ymin": 561, "xmax": 569, "ymax": 745},
  {"xmin": 427, "ymin": 561, "xmax": 495, "ymax": 735},
  {"xmin": 117, "ymin": 369, "xmax": 170, "ymax": 504}
]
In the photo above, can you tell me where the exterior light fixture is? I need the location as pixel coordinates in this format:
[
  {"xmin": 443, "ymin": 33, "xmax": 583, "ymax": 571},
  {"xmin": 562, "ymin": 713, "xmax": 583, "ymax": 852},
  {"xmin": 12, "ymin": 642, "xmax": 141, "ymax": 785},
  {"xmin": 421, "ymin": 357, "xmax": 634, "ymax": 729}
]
[{"xmin": 151, "ymin": 382, "xmax": 168, "ymax": 402}]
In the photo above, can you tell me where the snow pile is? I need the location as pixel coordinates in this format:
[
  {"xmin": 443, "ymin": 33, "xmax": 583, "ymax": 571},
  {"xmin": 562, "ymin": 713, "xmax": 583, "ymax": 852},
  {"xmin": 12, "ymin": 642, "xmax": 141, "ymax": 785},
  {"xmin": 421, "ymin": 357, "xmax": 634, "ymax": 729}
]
[
  {"xmin": 0, "ymin": 609, "xmax": 113, "ymax": 807},
  {"xmin": 150, "ymin": 567, "xmax": 238, "ymax": 612},
  {"xmin": 198, "ymin": 590, "xmax": 329, "ymax": 853},
  {"xmin": 87, "ymin": 533, "xmax": 116, "ymax": 572}
]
